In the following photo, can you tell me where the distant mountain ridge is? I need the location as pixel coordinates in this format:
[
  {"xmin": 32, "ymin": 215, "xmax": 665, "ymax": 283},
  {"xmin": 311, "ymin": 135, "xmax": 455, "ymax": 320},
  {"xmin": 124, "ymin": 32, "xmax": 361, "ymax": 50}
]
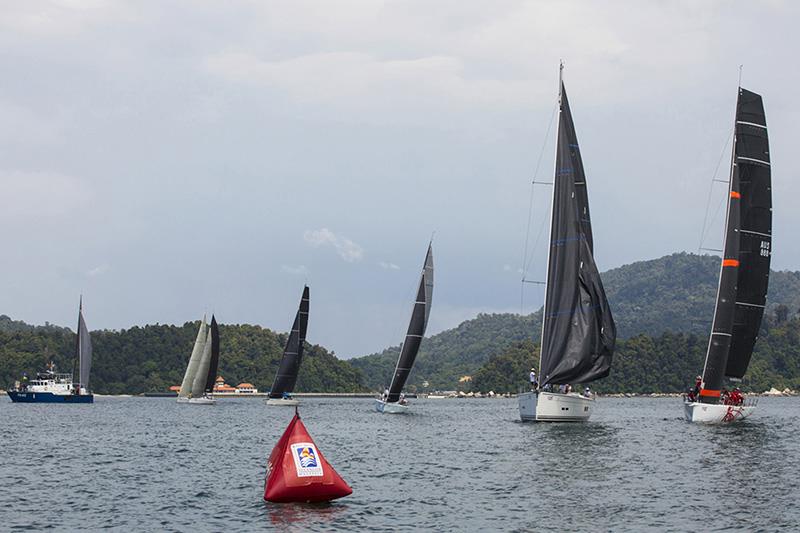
[{"xmin": 350, "ymin": 253, "xmax": 800, "ymax": 390}]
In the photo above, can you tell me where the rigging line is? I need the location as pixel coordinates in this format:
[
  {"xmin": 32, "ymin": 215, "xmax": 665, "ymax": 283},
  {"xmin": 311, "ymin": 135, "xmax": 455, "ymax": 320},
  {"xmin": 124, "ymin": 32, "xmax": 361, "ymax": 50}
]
[
  {"xmin": 698, "ymin": 126, "xmax": 734, "ymax": 252},
  {"xmin": 520, "ymin": 101, "xmax": 559, "ymax": 314}
]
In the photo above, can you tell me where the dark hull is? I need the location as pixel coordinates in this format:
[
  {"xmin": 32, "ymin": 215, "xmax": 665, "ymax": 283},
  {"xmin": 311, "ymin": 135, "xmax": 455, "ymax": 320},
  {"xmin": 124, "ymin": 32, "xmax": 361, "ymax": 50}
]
[{"xmin": 7, "ymin": 391, "xmax": 94, "ymax": 403}]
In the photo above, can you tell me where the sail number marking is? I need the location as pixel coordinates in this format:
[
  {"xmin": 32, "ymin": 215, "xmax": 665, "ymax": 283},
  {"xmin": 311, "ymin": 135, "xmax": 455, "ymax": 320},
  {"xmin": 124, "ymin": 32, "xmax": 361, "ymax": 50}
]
[{"xmin": 760, "ymin": 241, "xmax": 770, "ymax": 257}]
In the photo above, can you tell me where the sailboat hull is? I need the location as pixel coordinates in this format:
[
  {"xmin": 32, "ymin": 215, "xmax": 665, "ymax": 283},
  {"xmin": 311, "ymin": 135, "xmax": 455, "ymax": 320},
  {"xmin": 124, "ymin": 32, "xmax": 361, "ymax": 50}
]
[
  {"xmin": 7, "ymin": 391, "xmax": 93, "ymax": 403},
  {"xmin": 375, "ymin": 399, "xmax": 408, "ymax": 414},
  {"xmin": 518, "ymin": 391, "xmax": 593, "ymax": 422},
  {"xmin": 187, "ymin": 396, "xmax": 216, "ymax": 405},
  {"xmin": 683, "ymin": 400, "xmax": 755, "ymax": 423},
  {"xmin": 265, "ymin": 398, "xmax": 300, "ymax": 406}
]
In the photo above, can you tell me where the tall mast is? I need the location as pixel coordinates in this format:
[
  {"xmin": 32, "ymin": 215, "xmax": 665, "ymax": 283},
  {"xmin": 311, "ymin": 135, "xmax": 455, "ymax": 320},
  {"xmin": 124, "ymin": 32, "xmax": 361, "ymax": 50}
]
[
  {"xmin": 699, "ymin": 85, "xmax": 741, "ymax": 400},
  {"xmin": 537, "ymin": 62, "xmax": 563, "ymax": 377}
]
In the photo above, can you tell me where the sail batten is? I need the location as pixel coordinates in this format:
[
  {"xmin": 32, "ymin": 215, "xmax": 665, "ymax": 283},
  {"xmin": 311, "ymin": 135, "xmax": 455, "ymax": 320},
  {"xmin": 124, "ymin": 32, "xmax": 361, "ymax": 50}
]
[
  {"xmin": 538, "ymin": 77, "xmax": 616, "ymax": 387},
  {"xmin": 700, "ymin": 87, "xmax": 771, "ymax": 395},
  {"xmin": 269, "ymin": 286, "xmax": 310, "ymax": 399},
  {"xmin": 386, "ymin": 244, "xmax": 433, "ymax": 403}
]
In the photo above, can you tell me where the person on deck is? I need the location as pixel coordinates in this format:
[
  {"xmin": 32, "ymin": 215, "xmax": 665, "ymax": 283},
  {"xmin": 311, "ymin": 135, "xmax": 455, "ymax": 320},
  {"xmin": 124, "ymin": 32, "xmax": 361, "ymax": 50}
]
[
  {"xmin": 583, "ymin": 387, "xmax": 591, "ymax": 398},
  {"xmin": 686, "ymin": 387, "xmax": 696, "ymax": 402},
  {"xmin": 722, "ymin": 388, "xmax": 730, "ymax": 405},
  {"xmin": 693, "ymin": 376, "xmax": 702, "ymax": 398},
  {"xmin": 730, "ymin": 388, "xmax": 744, "ymax": 406},
  {"xmin": 529, "ymin": 369, "xmax": 538, "ymax": 391}
]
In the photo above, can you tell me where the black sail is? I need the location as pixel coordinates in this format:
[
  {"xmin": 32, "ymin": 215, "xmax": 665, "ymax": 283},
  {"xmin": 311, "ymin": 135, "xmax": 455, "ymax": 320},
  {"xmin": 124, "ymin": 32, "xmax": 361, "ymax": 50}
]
[
  {"xmin": 203, "ymin": 315, "xmax": 220, "ymax": 393},
  {"xmin": 701, "ymin": 88, "xmax": 771, "ymax": 398},
  {"xmin": 538, "ymin": 80, "xmax": 616, "ymax": 387},
  {"xmin": 269, "ymin": 286, "xmax": 310, "ymax": 398},
  {"xmin": 387, "ymin": 244, "xmax": 433, "ymax": 403}
]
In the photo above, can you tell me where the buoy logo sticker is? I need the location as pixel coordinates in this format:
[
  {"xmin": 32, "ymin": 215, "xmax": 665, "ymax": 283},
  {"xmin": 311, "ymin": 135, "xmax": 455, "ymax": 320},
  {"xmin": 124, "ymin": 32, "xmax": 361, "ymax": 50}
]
[{"xmin": 291, "ymin": 443, "xmax": 324, "ymax": 477}]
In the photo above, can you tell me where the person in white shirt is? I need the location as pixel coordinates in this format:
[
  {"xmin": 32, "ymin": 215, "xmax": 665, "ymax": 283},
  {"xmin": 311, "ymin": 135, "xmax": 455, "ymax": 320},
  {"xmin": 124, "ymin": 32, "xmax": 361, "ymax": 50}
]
[{"xmin": 529, "ymin": 369, "xmax": 538, "ymax": 390}]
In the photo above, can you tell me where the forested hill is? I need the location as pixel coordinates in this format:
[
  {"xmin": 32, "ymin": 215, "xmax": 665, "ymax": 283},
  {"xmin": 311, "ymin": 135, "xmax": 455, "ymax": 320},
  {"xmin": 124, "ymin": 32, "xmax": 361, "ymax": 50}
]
[
  {"xmin": 0, "ymin": 322, "xmax": 366, "ymax": 394},
  {"xmin": 350, "ymin": 253, "xmax": 800, "ymax": 391},
  {"xmin": 471, "ymin": 315, "xmax": 800, "ymax": 395},
  {"xmin": 602, "ymin": 253, "xmax": 800, "ymax": 338}
]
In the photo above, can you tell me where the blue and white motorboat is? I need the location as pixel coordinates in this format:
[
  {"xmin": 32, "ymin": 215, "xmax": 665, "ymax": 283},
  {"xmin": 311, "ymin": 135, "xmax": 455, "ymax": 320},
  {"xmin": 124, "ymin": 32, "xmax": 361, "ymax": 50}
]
[{"xmin": 7, "ymin": 299, "xmax": 94, "ymax": 404}]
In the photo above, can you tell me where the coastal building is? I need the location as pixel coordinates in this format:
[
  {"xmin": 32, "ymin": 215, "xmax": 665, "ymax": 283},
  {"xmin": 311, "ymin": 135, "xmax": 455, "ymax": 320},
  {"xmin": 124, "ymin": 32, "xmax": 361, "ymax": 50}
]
[
  {"xmin": 235, "ymin": 382, "xmax": 258, "ymax": 394},
  {"xmin": 213, "ymin": 376, "xmax": 237, "ymax": 395}
]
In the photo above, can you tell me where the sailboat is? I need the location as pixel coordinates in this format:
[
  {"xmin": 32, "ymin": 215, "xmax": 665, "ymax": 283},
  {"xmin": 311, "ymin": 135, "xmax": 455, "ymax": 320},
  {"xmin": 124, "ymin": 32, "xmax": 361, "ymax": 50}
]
[
  {"xmin": 684, "ymin": 86, "xmax": 771, "ymax": 423},
  {"xmin": 518, "ymin": 64, "xmax": 616, "ymax": 422},
  {"xmin": 177, "ymin": 314, "xmax": 220, "ymax": 405},
  {"xmin": 375, "ymin": 243, "xmax": 434, "ymax": 414},
  {"xmin": 7, "ymin": 298, "xmax": 94, "ymax": 403},
  {"xmin": 266, "ymin": 286, "xmax": 310, "ymax": 406}
]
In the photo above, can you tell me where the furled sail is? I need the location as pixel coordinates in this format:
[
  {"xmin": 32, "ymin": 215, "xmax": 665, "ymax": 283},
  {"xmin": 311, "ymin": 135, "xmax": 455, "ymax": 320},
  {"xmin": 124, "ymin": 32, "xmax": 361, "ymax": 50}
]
[
  {"xmin": 700, "ymin": 88, "xmax": 771, "ymax": 400},
  {"xmin": 203, "ymin": 315, "xmax": 220, "ymax": 393},
  {"xmin": 191, "ymin": 327, "xmax": 213, "ymax": 398},
  {"xmin": 179, "ymin": 317, "xmax": 207, "ymax": 398},
  {"xmin": 387, "ymin": 243, "xmax": 433, "ymax": 403},
  {"xmin": 269, "ymin": 286, "xmax": 310, "ymax": 399},
  {"xmin": 538, "ymin": 75, "xmax": 616, "ymax": 387},
  {"xmin": 77, "ymin": 299, "xmax": 92, "ymax": 392}
]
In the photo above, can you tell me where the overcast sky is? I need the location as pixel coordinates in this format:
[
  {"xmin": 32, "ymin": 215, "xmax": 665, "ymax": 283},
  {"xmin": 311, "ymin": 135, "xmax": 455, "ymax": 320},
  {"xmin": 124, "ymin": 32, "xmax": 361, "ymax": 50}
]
[{"xmin": 1, "ymin": 1, "xmax": 797, "ymax": 357}]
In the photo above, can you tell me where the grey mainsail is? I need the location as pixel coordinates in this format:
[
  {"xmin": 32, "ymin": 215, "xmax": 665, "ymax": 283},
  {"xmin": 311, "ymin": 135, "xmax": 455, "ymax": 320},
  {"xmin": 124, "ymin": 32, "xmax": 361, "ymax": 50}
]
[
  {"xmin": 537, "ymin": 68, "xmax": 616, "ymax": 387},
  {"xmin": 191, "ymin": 327, "xmax": 213, "ymax": 398},
  {"xmin": 77, "ymin": 299, "xmax": 92, "ymax": 392},
  {"xmin": 179, "ymin": 317, "xmax": 207, "ymax": 398},
  {"xmin": 700, "ymin": 87, "xmax": 771, "ymax": 401},
  {"xmin": 386, "ymin": 243, "xmax": 434, "ymax": 403},
  {"xmin": 268, "ymin": 286, "xmax": 310, "ymax": 399}
]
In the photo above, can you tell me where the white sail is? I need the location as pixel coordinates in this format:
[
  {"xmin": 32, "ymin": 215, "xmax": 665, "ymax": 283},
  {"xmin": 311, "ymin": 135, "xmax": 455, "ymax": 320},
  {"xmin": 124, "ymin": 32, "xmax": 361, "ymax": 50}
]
[
  {"xmin": 191, "ymin": 328, "xmax": 213, "ymax": 398},
  {"xmin": 179, "ymin": 317, "xmax": 207, "ymax": 398}
]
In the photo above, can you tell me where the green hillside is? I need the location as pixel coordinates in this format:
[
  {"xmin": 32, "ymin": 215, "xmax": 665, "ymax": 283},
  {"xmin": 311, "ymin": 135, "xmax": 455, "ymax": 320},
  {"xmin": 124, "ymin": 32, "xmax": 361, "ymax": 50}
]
[
  {"xmin": 471, "ymin": 314, "xmax": 800, "ymax": 394},
  {"xmin": 0, "ymin": 322, "xmax": 366, "ymax": 394},
  {"xmin": 351, "ymin": 253, "xmax": 800, "ymax": 391},
  {"xmin": 2, "ymin": 253, "xmax": 799, "ymax": 395}
]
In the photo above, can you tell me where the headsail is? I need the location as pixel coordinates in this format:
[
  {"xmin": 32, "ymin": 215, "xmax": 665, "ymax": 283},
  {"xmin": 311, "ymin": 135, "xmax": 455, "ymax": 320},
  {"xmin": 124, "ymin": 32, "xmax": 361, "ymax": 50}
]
[
  {"xmin": 77, "ymin": 299, "xmax": 92, "ymax": 392},
  {"xmin": 179, "ymin": 317, "xmax": 207, "ymax": 398},
  {"xmin": 387, "ymin": 243, "xmax": 434, "ymax": 403},
  {"xmin": 203, "ymin": 315, "xmax": 220, "ymax": 393},
  {"xmin": 269, "ymin": 286, "xmax": 310, "ymax": 399},
  {"xmin": 701, "ymin": 88, "xmax": 771, "ymax": 399},
  {"xmin": 537, "ymin": 71, "xmax": 616, "ymax": 387}
]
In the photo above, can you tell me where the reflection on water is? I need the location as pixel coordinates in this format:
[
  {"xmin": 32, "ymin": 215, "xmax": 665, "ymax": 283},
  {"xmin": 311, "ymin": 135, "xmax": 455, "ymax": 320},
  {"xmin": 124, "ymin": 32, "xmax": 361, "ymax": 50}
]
[{"xmin": 0, "ymin": 396, "xmax": 798, "ymax": 531}]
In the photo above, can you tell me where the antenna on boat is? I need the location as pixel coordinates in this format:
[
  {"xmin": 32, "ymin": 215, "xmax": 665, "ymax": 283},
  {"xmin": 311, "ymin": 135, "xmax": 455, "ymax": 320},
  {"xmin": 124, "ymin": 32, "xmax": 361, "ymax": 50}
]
[{"xmin": 738, "ymin": 64, "xmax": 743, "ymax": 88}]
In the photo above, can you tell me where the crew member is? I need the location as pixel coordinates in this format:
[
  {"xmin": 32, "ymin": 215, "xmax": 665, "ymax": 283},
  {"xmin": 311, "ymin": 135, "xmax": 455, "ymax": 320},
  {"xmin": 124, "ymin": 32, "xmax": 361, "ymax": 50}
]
[{"xmin": 529, "ymin": 368, "xmax": 538, "ymax": 390}]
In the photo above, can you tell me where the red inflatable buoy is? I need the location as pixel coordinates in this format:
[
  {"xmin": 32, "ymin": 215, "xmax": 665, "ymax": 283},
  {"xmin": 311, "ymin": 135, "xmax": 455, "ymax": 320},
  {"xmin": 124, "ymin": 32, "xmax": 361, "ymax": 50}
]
[{"xmin": 264, "ymin": 411, "xmax": 353, "ymax": 503}]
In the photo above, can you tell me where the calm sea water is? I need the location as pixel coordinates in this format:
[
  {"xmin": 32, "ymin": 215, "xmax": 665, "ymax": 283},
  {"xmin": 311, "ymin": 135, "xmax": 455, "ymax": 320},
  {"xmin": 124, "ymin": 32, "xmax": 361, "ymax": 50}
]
[{"xmin": 1, "ymin": 395, "xmax": 798, "ymax": 532}]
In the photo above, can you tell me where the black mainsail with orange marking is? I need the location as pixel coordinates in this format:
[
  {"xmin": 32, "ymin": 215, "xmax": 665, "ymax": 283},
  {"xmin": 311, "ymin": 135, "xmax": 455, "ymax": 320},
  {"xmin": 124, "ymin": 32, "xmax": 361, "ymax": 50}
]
[{"xmin": 699, "ymin": 88, "xmax": 771, "ymax": 402}]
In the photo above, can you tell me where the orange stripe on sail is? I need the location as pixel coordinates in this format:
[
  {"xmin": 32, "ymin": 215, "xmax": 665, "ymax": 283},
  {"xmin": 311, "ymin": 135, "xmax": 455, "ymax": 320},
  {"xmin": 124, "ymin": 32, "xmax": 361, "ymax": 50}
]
[
  {"xmin": 722, "ymin": 259, "xmax": 739, "ymax": 267},
  {"xmin": 730, "ymin": 191, "xmax": 741, "ymax": 199},
  {"xmin": 699, "ymin": 389, "xmax": 721, "ymax": 398}
]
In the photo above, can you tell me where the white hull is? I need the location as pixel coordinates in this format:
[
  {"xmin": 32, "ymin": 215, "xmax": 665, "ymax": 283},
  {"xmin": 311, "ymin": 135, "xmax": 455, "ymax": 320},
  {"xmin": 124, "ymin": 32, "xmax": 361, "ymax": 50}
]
[
  {"xmin": 375, "ymin": 399, "xmax": 409, "ymax": 414},
  {"xmin": 518, "ymin": 391, "xmax": 593, "ymax": 422},
  {"xmin": 684, "ymin": 400, "xmax": 756, "ymax": 423},
  {"xmin": 176, "ymin": 396, "xmax": 191, "ymax": 403},
  {"xmin": 187, "ymin": 396, "xmax": 216, "ymax": 405},
  {"xmin": 265, "ymin": 398, "xmax": 300, "ymax": 406}
]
